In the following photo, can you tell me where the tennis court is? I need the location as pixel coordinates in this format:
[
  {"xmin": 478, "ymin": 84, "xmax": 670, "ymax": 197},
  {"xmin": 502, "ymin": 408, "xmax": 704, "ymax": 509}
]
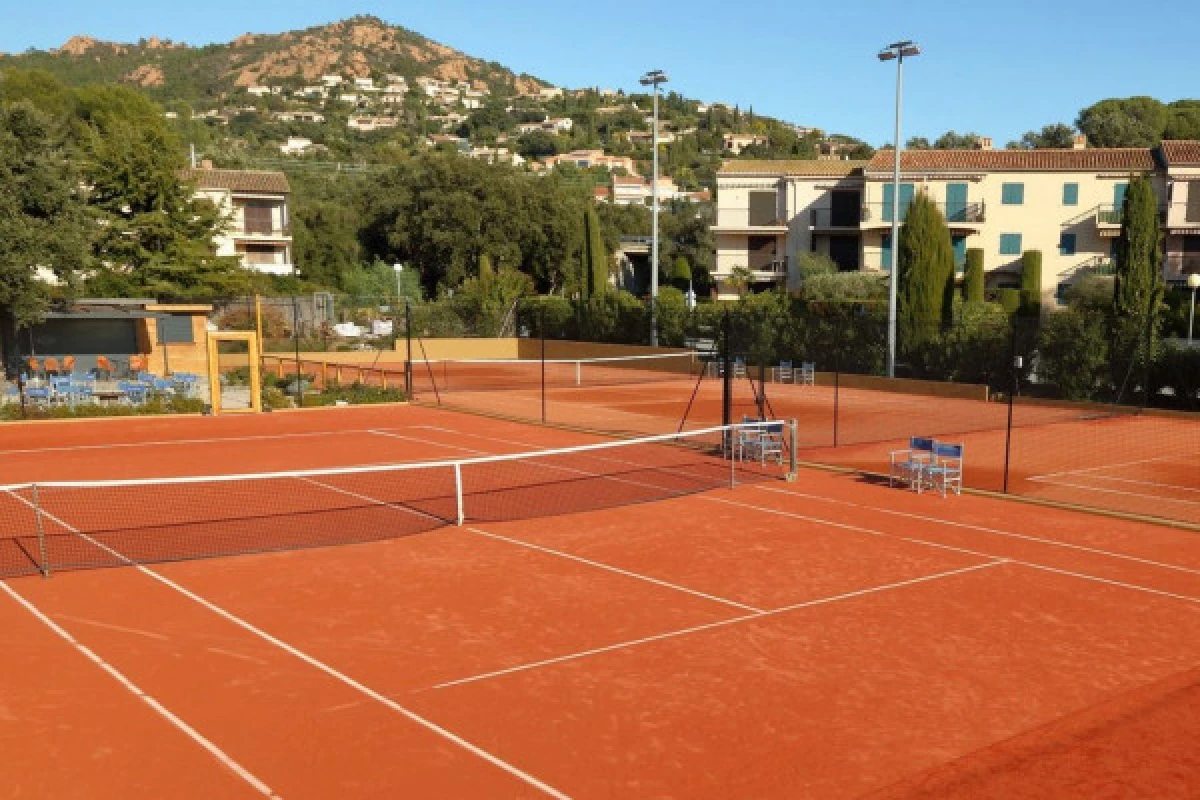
[{"xmin": 2, "ymin": 404, "xmax": 1199, "ymax": 799}]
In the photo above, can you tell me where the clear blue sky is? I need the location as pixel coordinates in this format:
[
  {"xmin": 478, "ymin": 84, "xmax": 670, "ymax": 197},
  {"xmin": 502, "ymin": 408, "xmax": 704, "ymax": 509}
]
[{"xmin": 4, "ymin": 0, "xmax": 1197, "ymax": 146}]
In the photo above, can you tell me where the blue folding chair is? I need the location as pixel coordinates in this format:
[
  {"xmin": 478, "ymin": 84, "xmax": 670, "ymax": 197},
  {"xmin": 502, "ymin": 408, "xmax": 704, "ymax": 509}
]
[{"xmin": 889, "ymin": 436, "xmax": 935, "ymax": 490}]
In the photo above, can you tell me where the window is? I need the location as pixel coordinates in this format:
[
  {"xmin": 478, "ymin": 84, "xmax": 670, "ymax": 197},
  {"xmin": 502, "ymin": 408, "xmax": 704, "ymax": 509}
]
[
  {"xmin": 1056, "ymin": 283, "xmax": 1071, "ymax": 306},
  {"xmin": 1001, "ymin": 183, "xmax": 1025, "ymax": 205},
  {"xmin": 1058, "ymin": 233, "xmax": 1077, "ymax": 257},
  {"xmin": 881, "ymin": 233, "xmax": 892, "ymax": 272},
  {"xmin": 1062, "ymin": 183, "xmax": 1079, "ymax": 206},
  {"xmin": 748, "ymin": 191, "xmax": 778, "ymax": 226},
  {"xmin": 952, "ymin": 235, "xmax": 967, "ymax": 272},
  {"xmin": 157, "ymin": 314, "xmax": 194, "ymax": 344},
  {"xmin": 999, "ymin": 233, "xmax": 1022, "ymax": 255}
]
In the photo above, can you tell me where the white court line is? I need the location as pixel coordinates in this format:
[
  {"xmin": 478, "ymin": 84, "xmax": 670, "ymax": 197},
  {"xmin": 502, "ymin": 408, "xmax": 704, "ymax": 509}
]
[
  {"xmin": 0, "ymin": 429, "xmax": 384, "ymax": 457},
  {"xmin": 753, "ymin": 486, "xmax": 1200, "ymax": 576},
  {"xmin": 1025, "ymin": 453, "xmax": 1189, "ymax": 482},
  {"xmin": 13, "ymin": 495, "xmax": 573, "ymax": 800},
  {"xmin": 430, "ymin": 561, "xmax": 1006, "ymax": 690},
  {"xmin": 1048, "ymin": 472, "xmax": 1200, "ymax": 495},
  {"xmin": 709, "ymin": 493, "xmax": 1200, "ymax": 605},
  {"xmin": 1027, "ymin": 478, "xmax": 1200, "ymax": 507},
  {"xmin": 298, "ymin": 468, "xmax": 762, "ymax": 614},
  {"xmin": 0, "ymin": 581, "xmax": 281, "ymax": 799}
]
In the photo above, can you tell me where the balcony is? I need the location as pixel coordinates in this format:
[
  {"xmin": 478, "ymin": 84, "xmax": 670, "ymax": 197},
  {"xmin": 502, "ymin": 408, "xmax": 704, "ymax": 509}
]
[
  {"xmin": 234, "ymin": 224, "xmax": 292, "ymax": 240},
  {"xmin": 860, "ymin": 201, "xmax": 985, "ymax": 228},
  {"xmin": 1163, "ymin": 200, "xmax": 1200, "ymax": 232},
  {"xmin": 749, "ymin": 259, "xmax": 788, "ymax": 279},
  {"xmin": 1095, "ymin": 204, "xmax": 1122, "ymax": 232},
  {"xmin": 809, "ymin": 207, "xmax": 866, "ymax": 231},
  {"xmin": 710, "ymin": 216, "xmax": 789, "ymax": 235},
  {"xmin": 1164, "ymin": 253, "xmax": 1200, "ymax": 281}
]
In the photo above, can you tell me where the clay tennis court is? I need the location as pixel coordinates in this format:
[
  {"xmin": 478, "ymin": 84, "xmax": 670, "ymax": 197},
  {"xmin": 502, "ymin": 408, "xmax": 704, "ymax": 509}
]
[
  {"xmin": 2, "ymin": 404, "xmax": 1199, "ymax": 799},
  {"xmin": 423, "ymin": 374, "xmax": 1200, "ymax": 525}
]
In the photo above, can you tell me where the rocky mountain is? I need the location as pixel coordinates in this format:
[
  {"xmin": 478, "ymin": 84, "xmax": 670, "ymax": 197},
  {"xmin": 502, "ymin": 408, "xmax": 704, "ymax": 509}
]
[{"xmin": 1, "ymin": 16, "xmax": 547, "ymax": 104}]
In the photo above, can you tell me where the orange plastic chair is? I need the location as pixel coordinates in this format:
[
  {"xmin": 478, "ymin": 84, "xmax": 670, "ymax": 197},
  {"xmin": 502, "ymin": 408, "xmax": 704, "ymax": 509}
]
[
  {"xmin": 96, "ymin": 355, "xmax": 113, "ymax": 376},
  {"xmin": 26, "ymin": 357, "xmax": 39, "ymax": 377},
  {"xmin": 128, "ymin": 355, "xmax": 147, "ymax": 373},
  {"xmin": 43, "ymin": 356, "xmax": 60, "ymax": 375},
  {"xmin": 62, "ymin": 355, "xmax": 76, "ymax": 374}
]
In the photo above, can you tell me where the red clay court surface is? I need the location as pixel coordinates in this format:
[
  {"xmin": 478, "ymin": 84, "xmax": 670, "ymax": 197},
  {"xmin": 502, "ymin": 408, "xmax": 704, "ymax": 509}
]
[
  {"xmin": 2, "ymin": 404, "xmax": 1199, "ymax": 799},
  {"xmin": 424, "ymin": 377, "xmax": 1200, "ymax": 526}
]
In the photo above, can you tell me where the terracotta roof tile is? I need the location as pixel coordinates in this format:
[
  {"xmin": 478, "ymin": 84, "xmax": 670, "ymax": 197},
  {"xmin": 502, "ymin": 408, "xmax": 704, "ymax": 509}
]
[
  {"xmin": 1159, "ymin": 140, "xmax": 1200, "ymax": 167},
  {"xmin": 718, "ymin": 159, "xmax": 866, "ymax": 177},
  {"xmin": 181, "ymin": 168, "xmax": 290, "ymax": 194},
  {"xmin": 865, "ymin": 148, "xmax": 1154, "ymax": 173}
]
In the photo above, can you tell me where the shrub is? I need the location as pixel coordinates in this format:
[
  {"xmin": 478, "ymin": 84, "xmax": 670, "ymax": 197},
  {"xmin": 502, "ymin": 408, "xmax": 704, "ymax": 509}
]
[
  {"xmin": 997, "ymin": 288, "xmax": 1021, "ymax": 315},
  {"xmin": 1035, "ymin": 308, "xmax": 1111, "ymax": 400}
]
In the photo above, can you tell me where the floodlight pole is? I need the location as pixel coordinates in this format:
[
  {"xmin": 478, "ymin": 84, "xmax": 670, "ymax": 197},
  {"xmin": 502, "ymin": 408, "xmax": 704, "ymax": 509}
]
[
  {"xmin": 641, "ymin": 69, "xmax": 668, "ymax": 347},
  {"xmin": 879, "ymin": 41, "xmax": 920, "ymax": 378},
  {"xmin": 1188, "ymin": 273, "xmax": 1200, "ymax": 346}
]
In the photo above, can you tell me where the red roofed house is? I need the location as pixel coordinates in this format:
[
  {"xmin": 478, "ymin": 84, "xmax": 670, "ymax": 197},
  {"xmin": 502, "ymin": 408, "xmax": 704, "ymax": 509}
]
[{"xmin": 182, "ymin": 163, "xmax": 293, "ymax": 275}]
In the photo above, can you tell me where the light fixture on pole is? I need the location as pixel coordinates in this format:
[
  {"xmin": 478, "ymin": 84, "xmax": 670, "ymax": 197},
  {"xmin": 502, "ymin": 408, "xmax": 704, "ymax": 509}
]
[
  {"xmin": 640, "ymin": 69, "xmax": 669, "ymax": 346},
  {"xmin": 878, "ymin": 40, "xmax": 920, "ymax": 378},
  {"xmin": 1188, "ymin": 272, "xmax": 1200, "ymax": 346}
]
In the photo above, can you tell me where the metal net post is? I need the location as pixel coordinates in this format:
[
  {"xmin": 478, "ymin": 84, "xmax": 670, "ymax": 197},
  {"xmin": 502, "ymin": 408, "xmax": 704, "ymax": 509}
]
[
  {"xmin": 787, "ymin": 419, "xmax": 798, "ymax": 481},
  {"xmin": 32, "ymin": 484, "xmax": 50, "ymax": 578}
]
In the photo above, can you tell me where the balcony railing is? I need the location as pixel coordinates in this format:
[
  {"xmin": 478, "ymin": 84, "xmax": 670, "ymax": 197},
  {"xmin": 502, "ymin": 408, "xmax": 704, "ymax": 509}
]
[
  {"xmin": 1164, "ymin": 253, "xmax": 1200, "ymax": 279},
  {"xmin": 809, "ymin": 207, "xmax": 867, "ymax": 229},
  {"xmin": 236, "ymin": 225, "xmax": 292, "ymax": 238},
  {"xmin": 749, "ymin": 259, "xmax": 787, "ymax": 275},
  {"xmin": 861, "ymin": 201, "xmax": 985, "ymax": 225},
  {"xmin": 1164, "ymin": 201, "xmax": 1200, "ymax": 228},
  {"xmin": 1096, "ymin": 204, "xmax": 1122, "ymax": 226}
]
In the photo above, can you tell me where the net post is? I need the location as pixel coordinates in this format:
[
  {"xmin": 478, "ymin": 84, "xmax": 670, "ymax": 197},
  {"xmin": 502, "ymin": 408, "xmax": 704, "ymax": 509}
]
[
  {"xmin": 1003, "ymin": 320, "xmax": 1018, "ymax": 494},
  {"xmin": 575, "ymin": 360, "xmax": 581, "ymax": 387},
  {"xmin": 729, "ymin": 425, "xmax": 737, "ymax": 489},
  {"xmin": 787, "ymin": 418, "xmax": 798, "ymax": 482},
  {"xmin": 292, "ymin": 294, "xmax": 303, "ymax": 408},
  {"xmin": 404, "ymin": 299, "xmax": 413, "ymax": 398},
  {"xmin": 31, "ymin": 484, "xmax": 50, "ymax": 578},
  {"xmin": 540, "ymin": 307, "xmax": 547, "ymax": 424},
  {"xmin": 454, "ymin": 463, "xmax": 464, "ymax": 525}
]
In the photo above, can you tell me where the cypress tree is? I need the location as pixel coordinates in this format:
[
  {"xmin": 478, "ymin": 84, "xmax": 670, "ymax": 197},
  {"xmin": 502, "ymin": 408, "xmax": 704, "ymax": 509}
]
[
  {"xmin": 582, "ymin": 206, "xmax": 607, "ymax": 298},
  {"xmin": 964, "ymin": 248, "xmax": 984, "ymax": 305},
  {"xmin": 898, "ymin": 192, "xmax": 955, "ymax": 343},
  {"xmin": 1114, "ymin": 175, "xmax": 1162, "ymax": 323},
  {"xmin": 1019, "ymin": 250, "xmax": 1043, "ymax": 317}
]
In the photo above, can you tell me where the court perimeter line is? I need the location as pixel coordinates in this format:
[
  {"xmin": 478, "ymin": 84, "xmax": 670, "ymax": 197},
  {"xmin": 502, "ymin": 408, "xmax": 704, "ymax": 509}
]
[
  {"xmin": 1024, "ymin": 454, "xmax": 1185, "ymax": 482},
  {"xmin": 1049, "ymin": 473, "xmax": 1200, "ymax": 495},
  {"xmin": 753, "ymin": 486, "xmax": 1200, "ymax": 576},
  {"xmin": 15, "ymin": 498, "xmax": 573, "ymax": 800},
  {"xmin": 1023, "ymin": 478, "xmax": 1200, "ymax": 507},
  {"xmin": 430, "ymin": 560, "xmax": 1005, "ymax": 690},
  {"xmin": 711, "ymin": 494, "xmax": 1200, "ymax": 605},
  {"xmin": 0, "ymin": 581, "xmax": 281, "ymax": 799},
  {"xmin": 0, "ymin": 429, "xmax": 387, "ymax": 457}
]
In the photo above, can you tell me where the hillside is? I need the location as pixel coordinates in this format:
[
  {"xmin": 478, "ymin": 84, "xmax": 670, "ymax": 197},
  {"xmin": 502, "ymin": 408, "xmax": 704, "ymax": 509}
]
[{"xmin": 0, "ymin": 15, "xmax": 546, "ymax": 104}]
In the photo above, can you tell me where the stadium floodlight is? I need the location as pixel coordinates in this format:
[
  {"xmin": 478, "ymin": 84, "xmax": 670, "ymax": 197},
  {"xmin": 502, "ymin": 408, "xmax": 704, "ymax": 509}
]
[
  {"xmin": 640, "ymin": 70, "xmax": 669, "ymax": 346},
  {"xmin": 878, "ymin": 40, "xmax": 920, "ymax": 378}
]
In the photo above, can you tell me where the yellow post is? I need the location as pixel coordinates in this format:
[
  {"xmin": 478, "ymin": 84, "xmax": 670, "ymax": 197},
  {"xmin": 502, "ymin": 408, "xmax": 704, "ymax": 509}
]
[{"xmin": 254, "ymin": 295, "xmax": 264, "ymax": 353}]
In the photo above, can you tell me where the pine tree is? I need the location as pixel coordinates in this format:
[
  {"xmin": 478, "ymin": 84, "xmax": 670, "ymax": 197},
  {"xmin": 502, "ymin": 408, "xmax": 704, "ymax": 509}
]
[
  {"xmin": 897, "ymin": 192, "xmax": 955, "ymax": 344},
  {"xmin": 963, "ymin": 248, "xmax": 984, "ymax": 305}
]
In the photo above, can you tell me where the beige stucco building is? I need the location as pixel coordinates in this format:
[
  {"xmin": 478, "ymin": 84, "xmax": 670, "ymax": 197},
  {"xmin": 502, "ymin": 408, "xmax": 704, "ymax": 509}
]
[
  {"xmin": 182, "ymin": 165, "xmax": 294, "ymax": 276},
  {"xmin": 713, "ymin": 140, "xmax": 1200, "ymax": 303}
]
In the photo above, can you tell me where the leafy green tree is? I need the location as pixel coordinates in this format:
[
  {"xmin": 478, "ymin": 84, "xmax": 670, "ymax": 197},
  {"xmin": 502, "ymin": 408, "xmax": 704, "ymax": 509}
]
[
  {"xmin": 670, "ymin": 256, "xmax": 691, "ymax": 290},
  {"xmin": 1076, "ymin": 97, "xmax": 1168, "ymax": 148},
  {"xmin": 0, "ymin": 102, "xmax": 90, "ymax": 377},
  {"xmin": 963, "ymin": 248, "xmax": 984, "ymax": 305},
  {"xmin": 293, "ymin": 200, "xmax": 362, "ymax": 289},
  {"xmin": 1163, "ymin": 100, "xmax": 1200, "ymax": 140},
  {"xmin": 515, "ymin": 131, "xmax": 559, "ymax": 160},
  {"xmin": 1019, "ymin": 250, "xmax": 1043, "ymax": 317},
  {"xmin": 1008, "ymin": 123, "xmax": 1077, "ymax": 149},
  {"xmin": 728, "ymin": 265, "xmax": 753, "ymax": 297},
  {"xmin": 897, "ymin": 192, "xmax": 955, "ymax": 343},
  {"xmin": 793, "ymin": 252, "xmax": 837, "ymax": 281},
  {"xmin": 1036, "ymin": 307, "xmax": 1111, "ymax": 400}
]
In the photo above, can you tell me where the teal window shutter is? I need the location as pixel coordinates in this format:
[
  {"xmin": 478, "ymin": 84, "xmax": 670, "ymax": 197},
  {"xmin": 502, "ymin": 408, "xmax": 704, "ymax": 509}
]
[
  {"xmin": 1001, "ymin": 183, "xmax": 1025, "ymax": 205},
  {"xmin": 881, "ymin": 183, "xmax": 915, "ymax": 222},
  {"xmin": 899, "ymin": 183, "xmax": 915, "ymax": 221},
  {"xmin": 1062, "ymin": 183, "xmax": 1079, "ymax": 205},
  {"xmin": 1058, "ymin": 233, "xmax": 1077, "ymax": 256},
  {"xmin": 952, "ymin": 235, "xmax": 967, "ymax": 271},
  {"xmin": 882, "ymin": 183, "xmax": 894, "ymax": 223},
  {"xmin": 999, "ymin": 233, "xmax": 1022, "ymax": 255},
  {"xmin": 881, "ymin": 233, "xmax": 892, "ymax": 271},
  {"xmin": 946, "ymin": 183, "xmax": 968, "ymax": 221},
  {"xmin": 1113, "ymin": 182, "xmax": 1128, "ymax": 211}
]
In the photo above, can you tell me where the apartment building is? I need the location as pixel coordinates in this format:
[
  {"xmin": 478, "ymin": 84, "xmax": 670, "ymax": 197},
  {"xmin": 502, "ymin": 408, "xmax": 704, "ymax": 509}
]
[
  {"xmin": 712, "ymin": 140, "xmax": 1200, "ymax": 301},
  {"xmin": 183, "ymin": 164, "xmax": 292, "ymax": 275},
  {"xmin": 1160, "ymin": 140, "xmax": 1200, "ymax": 281},
  {"xmin": 539, "ymin": 149, "xmax": 638, "ymax": 174}
]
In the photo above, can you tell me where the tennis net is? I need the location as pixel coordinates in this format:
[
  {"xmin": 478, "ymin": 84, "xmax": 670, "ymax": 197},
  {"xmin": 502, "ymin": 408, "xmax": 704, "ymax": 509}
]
[
  {"xmin": 0, "ymin": 421, "xmax": 795, "ymax": 578},
  {"xmin": 410, "ymin": 353, "xmax": 701, "ymax": 394}
]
